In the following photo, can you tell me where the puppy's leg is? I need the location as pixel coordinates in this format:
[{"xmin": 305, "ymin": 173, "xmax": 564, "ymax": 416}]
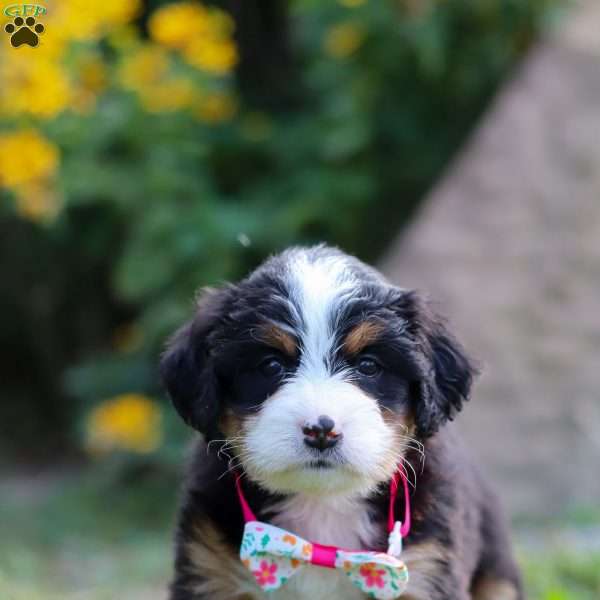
[
  {"xmin": 401, "ymin": 540, "xmax": 471, "ymax": 600},
  {"xmin": 171, "ymin": 585, "xmax": 254, "ymax": 600},
  {"xmin": 471, "ymin": 495, "xmax": 523, "ymax": 600},
  {"xmin": 471, "ymin": 556, "xmax": 522, "ymax": 600},
  {"xmin": 472, "ymin": 578, "xmax": 521, "ymax": 600},
  {"xmin": 169, "ymin": 519, "xmax": 259, "ymax": 600}
]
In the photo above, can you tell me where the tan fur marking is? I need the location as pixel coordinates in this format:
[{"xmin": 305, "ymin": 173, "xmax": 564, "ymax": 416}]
[
  {"xmin": 185, "ymin": 519, "xmax": 258, "ymax": 599},
  {"xmin": 343, "ymin": 321, "xmax": 384, "ymax": 355},
  {"xmin": 472, "ymin": 578, "xmax": 519, "ymax": 600},
  {"xmin": 381, "ymin": 408, "xmax": 415, "ymax": 431},
  {"xmin": 257, "ymin": 324, "xmax": 298, "ymax": 357},
  {"xmin": 220, "ymin": 408, "xmax": 244, "ymax": 440},
  {"xmin": 378, "ymin": 410, "xmax": 419, "ymax": 489},
  {"xmin": 400, "ymin": 541, "xmax": 450, "ymax": 600}
]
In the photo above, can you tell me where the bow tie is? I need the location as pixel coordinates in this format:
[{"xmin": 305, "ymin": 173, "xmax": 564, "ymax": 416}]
[
  {"xmin": 240, "ymin": 520, "xmax": 408, "ymax": 598},
  {"xmin": 236, "ymin": 470, "xmax": 411, "ymax": 599}
]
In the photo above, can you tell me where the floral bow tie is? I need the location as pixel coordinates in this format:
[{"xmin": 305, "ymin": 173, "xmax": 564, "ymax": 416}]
[
  {"xmin": 236, "ymin": 471, "xmax": 411, "ymax": 599},
  {"xmin": 240, "ymin": 520, "xmax": 408, "ymax": 598}
]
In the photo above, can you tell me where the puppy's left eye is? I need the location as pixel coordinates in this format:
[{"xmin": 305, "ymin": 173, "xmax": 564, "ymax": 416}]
[
  {"xmin": 357, "ymin": 356, "xmax": 381, "ymax": 377},
  {"xmin": 259, "ymin": 357, "xmax": 285, "ymax": 378}
]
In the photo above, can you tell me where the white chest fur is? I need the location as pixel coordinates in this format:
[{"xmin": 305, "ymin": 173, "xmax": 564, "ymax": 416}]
[
  {"xmin": 255, "ymin": 493, "xmax": 382, "ymax": 600},
  {"xmin": 268, "ymin": 566, "xmax": 365, "ymax": 600}
]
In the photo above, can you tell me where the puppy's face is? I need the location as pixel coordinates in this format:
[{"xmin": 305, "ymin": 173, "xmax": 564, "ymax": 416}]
[{"xmin": 161, "ymin": 246, "xmax": 475, "ymax": 497}]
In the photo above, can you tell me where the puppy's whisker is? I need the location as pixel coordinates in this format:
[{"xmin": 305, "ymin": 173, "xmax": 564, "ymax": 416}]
[
  {"xmin": 207, "ymin": 436, "xmax": 248, "ymax": 466},
  {"xmin": 206, "ymin": 438, "xmax": 228, "ymax": 455},
  {"xmin": 217, "ymin": 454, "xmax": 248, "ymax": 481},
  {"xmin": 399, "ymin": 441, "xmax": 425, "ymax": 460},
  {"xmin": 395, "ymin": 433, "xmax": 425, "ymax": 457},
  {"xmin": 398, "ymin": 456, "xmax": 418, "ymax": 489}
]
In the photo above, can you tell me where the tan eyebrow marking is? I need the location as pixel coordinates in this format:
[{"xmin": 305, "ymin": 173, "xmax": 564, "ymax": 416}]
[
  {"xmin": 256, "ymin": 324, "xmax": 298, "ymax": 357},
  {"xmin": 343, "ymin": 321, "xmax": 384, "ymax": 355}
]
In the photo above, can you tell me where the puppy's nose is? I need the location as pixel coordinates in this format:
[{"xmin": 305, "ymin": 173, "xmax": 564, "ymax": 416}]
[{"xmin": 302, "ymin": 415, "xmax": 343, "ymax": 451}]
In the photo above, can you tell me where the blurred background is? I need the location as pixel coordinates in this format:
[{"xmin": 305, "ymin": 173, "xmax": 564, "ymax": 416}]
[{"xmin": 1, "ymin": 0, "xmax": 599, "ymax": 598}]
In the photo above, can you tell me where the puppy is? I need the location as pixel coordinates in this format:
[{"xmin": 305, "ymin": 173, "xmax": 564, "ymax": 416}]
[{"xmin": 161, "ymin": 245, "xmax": 522, "ymax": 600}]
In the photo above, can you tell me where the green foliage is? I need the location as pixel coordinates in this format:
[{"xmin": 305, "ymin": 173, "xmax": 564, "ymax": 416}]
[{"xmin": 0, "ymin": 0, "xmax": 559, "ymax": 457}]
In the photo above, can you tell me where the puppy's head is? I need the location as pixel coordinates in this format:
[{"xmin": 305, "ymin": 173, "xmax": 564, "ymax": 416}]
[{"xmin": 161, "ymin": 246, "xmax": 476, "ymax": 496}]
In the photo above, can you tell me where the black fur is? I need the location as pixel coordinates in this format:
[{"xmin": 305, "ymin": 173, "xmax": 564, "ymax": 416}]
[
  {"xmin": 161, "ymin": 245, "xmax": 521, "ymax": 600},
  {"xmin": 160, "ymin": 287, "xmax": 233, "ymax": 438},
  {"xmin": 171, "ymin": 429, "xmax": 521, "ymax": 600},
  {"xmin": 162, "ymin": 248, "xmax": 476, "ymax": 441}
]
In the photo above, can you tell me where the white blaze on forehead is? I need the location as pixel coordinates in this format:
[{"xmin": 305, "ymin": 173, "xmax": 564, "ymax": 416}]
[{"xmin": 285, "ymin": 251, "xmax": 356, "ymax": 375}]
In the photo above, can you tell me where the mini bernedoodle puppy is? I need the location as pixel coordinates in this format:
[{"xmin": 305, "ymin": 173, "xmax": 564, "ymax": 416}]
[{"xmin": 161, "ymin": 245, "xmax": 522, "ymax": 600}]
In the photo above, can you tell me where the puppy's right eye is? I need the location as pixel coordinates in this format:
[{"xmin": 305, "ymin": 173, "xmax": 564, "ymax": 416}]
[
  {"xmin": 357, "ymin": 356, "xmax": 381, "ymax": 377},
  {"xmin": 259, "ymin": 357, "xmax": 285, "ymax": 378}
]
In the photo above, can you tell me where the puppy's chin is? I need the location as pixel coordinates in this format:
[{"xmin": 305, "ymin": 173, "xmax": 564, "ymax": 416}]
[{"xmin": 244, "ymin": 462, "xmax": 392, "ymax": 497}]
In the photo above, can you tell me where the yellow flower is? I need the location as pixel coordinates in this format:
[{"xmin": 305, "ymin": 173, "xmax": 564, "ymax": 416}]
[
  {"xmin": 195, "ymin": 91, "xmax": 238, "ymax": 123},
  {"xmin": 324, "ymin": 22, "xmax": 365, "ymax": 58},
  {"xmin": 119, "ymin": 45, "xmax": 170, "ymax": 91},
  {"xmin": 148, "ymin": 2, "xmax": 211, "ymax": 49},
  {"xmin": 14, "ymin": 181, "xmax": 62, "ymax": 223},
  {"xmin": 118, "ymin": 44, "xmax": 201, "ymax": 113},
  {"xmin": 0, "ymin": 0, "xmax": 141, "ymax": 61},
  {"xmin": 52, "ymin": 0, "xmax": 142, "ymax": 42},
  {"xmin": 0, "ymin": 129, "xmax": 59, "ymax": 189},
  {"xmin": 182, "ymin": 37, "xmax": 238, "ymax": 74},
  {"xmin": 0, "ymin": 130, "xmax": 60, "ymax": 223},
  {"xmin": 76, "ymin": 54, "xmax": 109, "ymax": 95},
  {"xmin": 139, "ymin": 77, "xmax": 197, "ymax": 113},
  {"xmin": 86, "ymin": 394, "xmax": 163, "ymax": 454},
  {"xmin": 99, "ymin": 0, "xmax": 142, "ymax": 29},
  {"xmin": 66, "ymin": 54, "xmax": 109, "ymax": 114},
  {"xmin": 148, "ymin": 2, "xmax": 237, "ymax": 75},
  {"xmin": 0, "ymin": 55, "xmax": 73, "ymax": 119}
]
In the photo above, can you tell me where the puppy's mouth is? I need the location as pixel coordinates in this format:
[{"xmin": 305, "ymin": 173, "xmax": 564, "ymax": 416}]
[
  {"xmin": 242, "ymin": 452, "xmax": 381, "ymax": 496},
  {"xmin": 304, "ymin": 459, "xmax": 335, "ymax": 470}
]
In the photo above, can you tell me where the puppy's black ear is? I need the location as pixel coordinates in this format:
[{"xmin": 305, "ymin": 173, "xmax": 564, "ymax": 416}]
[
  {"xmin": 160, "ymin": 287, "xmax": 231, "ymax": 438},
  {"xmin": 393, "ymin": 290, "xmax": 477, "ymax": 437},
  {"xmin": 418, "ymin": 315, "xmax": 476, "ymax": 437}
]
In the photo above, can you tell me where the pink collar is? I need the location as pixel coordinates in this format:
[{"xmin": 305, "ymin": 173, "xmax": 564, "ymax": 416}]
[{"xmin": 235, "ymin": 467, "xmax": 411, "ymax": 560}]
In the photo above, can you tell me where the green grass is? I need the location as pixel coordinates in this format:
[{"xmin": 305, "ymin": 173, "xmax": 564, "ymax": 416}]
[
  {"xmin": 1, "ymin": 468, "xmax": 599, "ymax": 599},
  {"xmin": 0, "ymin": 465, "xmax": 176, "ymax": 600},
  {"xmin": 520, "ymin": 550, "xmax": 600, "ymax": 600},
  {"xmin": 516, "ymin": 506, "xmax": 600, "ymax": 599}
]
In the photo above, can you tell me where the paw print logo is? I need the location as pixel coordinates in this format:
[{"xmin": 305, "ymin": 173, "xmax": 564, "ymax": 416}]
[{"xmin": 4, "ymin": 16, "xmax": 45, "ymax": 48}]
